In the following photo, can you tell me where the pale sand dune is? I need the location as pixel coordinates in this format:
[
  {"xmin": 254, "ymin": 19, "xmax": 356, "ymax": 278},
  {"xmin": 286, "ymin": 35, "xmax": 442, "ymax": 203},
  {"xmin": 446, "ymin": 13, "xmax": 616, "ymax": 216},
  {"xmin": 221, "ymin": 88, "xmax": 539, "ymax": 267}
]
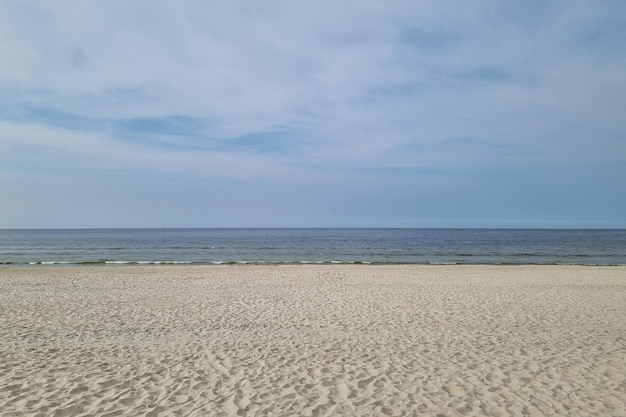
[{"xmin": 0, "ymin": 265, "xmax": 625, "ymax": 417}]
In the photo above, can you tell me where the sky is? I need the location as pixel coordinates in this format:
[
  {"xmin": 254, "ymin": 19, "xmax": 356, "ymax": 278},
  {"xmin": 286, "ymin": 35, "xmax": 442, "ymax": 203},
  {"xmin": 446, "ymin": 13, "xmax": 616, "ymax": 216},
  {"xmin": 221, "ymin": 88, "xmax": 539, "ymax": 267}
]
[{"xmin": 1, "ymin": 1, "xmax": 625, "ymax": 228}]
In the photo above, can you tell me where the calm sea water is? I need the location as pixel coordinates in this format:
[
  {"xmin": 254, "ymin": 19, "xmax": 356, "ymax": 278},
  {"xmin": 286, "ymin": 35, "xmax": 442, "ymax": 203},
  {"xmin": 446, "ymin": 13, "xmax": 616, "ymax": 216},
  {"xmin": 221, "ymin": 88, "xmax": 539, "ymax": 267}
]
[{"xmin": 0, "ymin": 228, "xmax": 625, "ymax": 266}]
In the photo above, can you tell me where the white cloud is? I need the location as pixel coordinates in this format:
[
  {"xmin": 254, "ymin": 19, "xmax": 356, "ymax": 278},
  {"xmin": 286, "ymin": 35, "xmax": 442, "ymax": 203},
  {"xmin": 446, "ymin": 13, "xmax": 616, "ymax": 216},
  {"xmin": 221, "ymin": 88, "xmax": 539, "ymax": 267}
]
[
  {"xmin": 0, "ymin": 121, "xmax": 302, "ymax": 182},
  {"xmin": 1, "ymin": 0, "xmax": 625, "ymax": 227}
]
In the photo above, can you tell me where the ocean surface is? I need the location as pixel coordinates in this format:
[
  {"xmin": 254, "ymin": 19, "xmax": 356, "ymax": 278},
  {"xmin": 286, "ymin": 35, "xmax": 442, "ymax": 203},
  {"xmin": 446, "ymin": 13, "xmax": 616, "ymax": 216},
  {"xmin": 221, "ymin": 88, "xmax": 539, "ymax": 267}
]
[{"xmin": 1, "ymin": 228, "xmax": 625, "ymax": 266}]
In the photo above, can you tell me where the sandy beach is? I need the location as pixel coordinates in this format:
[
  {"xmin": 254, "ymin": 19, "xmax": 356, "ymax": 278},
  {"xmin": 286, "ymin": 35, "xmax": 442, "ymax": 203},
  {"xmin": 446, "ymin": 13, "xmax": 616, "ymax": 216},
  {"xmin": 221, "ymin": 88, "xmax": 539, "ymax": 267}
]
[{"xmin": 0, "ymin": 265, "xmax": 624, "ymax": 417}]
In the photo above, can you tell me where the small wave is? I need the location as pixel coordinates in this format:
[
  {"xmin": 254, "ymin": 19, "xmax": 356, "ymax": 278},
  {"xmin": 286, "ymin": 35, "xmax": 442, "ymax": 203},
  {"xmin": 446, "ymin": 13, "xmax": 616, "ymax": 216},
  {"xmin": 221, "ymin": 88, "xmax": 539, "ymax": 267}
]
[
  {"xmin": 104, "ymin": 260, "xmax": 194, "ymax": 265},
  {"xmin": 171, "ymin": 246, "xmax": 219, "ymax": 250},
  {"xmin": 7, "ymin": 259, "xmax": 625, "ymax": 267},
  {"xmin": 136, "ymin": 261, "xmax": 193, "ymax": 264}
]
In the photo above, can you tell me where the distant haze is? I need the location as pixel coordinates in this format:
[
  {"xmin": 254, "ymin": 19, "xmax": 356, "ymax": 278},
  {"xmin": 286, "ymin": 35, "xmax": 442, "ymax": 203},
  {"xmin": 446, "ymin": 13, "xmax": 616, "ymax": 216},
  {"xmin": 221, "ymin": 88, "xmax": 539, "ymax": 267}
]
[{"xmin": 1, "ymin": 1, "xmax": 625, "ymax": 228}]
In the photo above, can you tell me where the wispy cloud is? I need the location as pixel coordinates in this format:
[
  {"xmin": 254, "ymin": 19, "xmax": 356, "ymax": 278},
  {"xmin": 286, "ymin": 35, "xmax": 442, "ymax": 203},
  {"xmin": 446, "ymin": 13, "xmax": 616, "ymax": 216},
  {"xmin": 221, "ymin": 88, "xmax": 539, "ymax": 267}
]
[{"xmin": 1, "ymin": 1, "xmax": 625, "ymax": 227}]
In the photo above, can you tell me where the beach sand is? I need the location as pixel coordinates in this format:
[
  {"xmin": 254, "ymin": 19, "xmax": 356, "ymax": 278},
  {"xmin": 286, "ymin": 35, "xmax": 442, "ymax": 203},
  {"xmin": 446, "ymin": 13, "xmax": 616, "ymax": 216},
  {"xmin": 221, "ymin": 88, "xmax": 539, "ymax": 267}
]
[{"xmin": 0, "ymin": 265, "xmax": 625, "ymax": 416}]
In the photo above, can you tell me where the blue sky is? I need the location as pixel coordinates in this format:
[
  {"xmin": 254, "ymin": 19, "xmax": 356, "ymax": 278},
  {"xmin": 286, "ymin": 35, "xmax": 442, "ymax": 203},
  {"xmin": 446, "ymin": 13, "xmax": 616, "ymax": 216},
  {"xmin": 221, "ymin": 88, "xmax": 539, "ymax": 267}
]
[{"xmin": 1, "ymin": 1, "xmax": 625, "ymax": 228}]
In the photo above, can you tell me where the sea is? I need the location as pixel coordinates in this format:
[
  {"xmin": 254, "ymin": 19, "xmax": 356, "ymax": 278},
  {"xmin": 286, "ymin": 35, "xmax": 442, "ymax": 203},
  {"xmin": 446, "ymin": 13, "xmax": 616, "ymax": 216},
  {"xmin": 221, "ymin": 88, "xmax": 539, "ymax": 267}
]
[{"xmin": 1, "ymin": 228, "xmax": 625, "ymax": 266}]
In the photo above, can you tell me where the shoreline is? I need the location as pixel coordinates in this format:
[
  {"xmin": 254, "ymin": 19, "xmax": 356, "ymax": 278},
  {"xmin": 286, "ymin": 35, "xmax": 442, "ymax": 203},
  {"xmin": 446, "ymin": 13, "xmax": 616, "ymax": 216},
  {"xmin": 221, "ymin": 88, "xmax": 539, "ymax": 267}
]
[
  {"xmin": 1, "ymin": 265, "xmax": 625, "ymax": 416},
  {"xmin": 4, "ymin": 261, "xmax": 626, "ymax": 267}
]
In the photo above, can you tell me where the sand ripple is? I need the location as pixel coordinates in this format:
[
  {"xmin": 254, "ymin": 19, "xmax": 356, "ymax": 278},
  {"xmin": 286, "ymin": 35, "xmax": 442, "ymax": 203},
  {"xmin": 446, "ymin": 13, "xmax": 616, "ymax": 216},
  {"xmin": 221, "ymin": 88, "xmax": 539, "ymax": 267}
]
[{"xmin": 1, "ymin": 265, "xmax": 625, "ymax": 416}]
